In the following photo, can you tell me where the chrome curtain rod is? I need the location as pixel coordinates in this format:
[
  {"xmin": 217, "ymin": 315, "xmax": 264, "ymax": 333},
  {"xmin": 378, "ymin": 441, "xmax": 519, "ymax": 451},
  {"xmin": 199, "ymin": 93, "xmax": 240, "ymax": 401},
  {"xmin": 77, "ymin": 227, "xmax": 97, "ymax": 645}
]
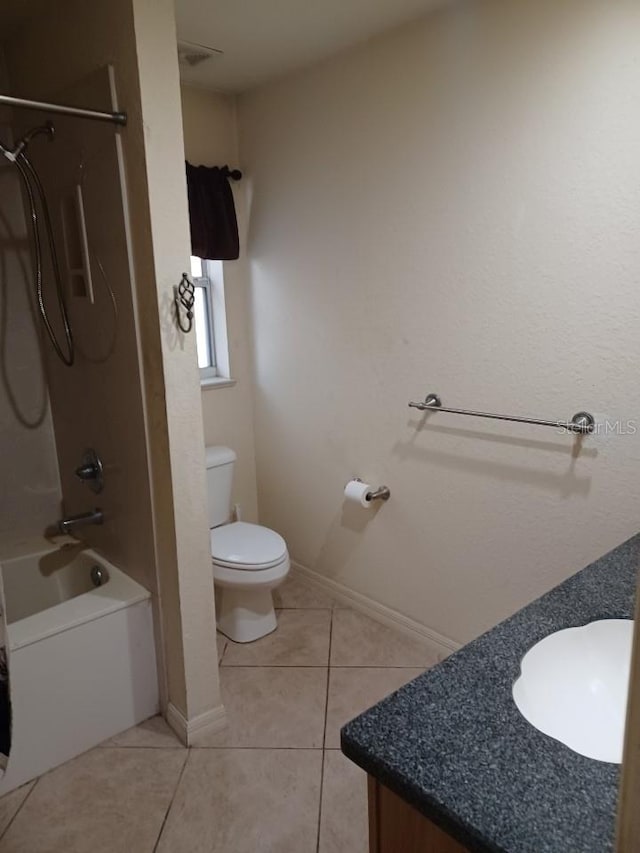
[
  {"xmin": 408, "ymin": 393, "xmax": 595, "ymax": 435},
  {"xmin": 0, "ymin": 94, "xmax": 127, "ymax": 126}
]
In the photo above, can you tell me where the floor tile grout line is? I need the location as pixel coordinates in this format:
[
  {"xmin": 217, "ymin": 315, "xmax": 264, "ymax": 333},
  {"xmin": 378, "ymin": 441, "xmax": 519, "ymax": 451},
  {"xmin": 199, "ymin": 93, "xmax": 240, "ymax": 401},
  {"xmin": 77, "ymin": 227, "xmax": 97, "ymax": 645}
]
[
  {"xmin": 220, "ymin": 663, "xmax": 431, "ymax": 668},
  {"xmin": 316, "ymin": 607, "xmax": 334, "ymax": 853},
  {"xmin": 98, "ymin": 744, "xmax": 186, "ymax": 749},
  {"xmin": 316, "ymin": 748, "xmax": 326, "ymax": 853},
  {"xmin": 152, "ymin": 746, "xmax": 190, "ymax": 853},
  {"xmin": 191, "ymin": 745, "xmax": 325, "ymax": 751},
  {"xmin": 220, "ymin": 664, "xmax": 330, "ymax": 668},
  {"xmin": 323, "ymin": 610, "xmax": 334, "ymax": 750},
  {"xmin": 0, "ymin": 776, "xmax": 40, "ymax": 842}
]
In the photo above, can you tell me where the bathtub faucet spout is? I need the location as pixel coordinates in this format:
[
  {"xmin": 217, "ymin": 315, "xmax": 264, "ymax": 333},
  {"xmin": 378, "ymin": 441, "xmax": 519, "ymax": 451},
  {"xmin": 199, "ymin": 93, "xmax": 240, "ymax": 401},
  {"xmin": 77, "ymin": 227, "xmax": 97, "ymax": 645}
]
[{"xmin": 57, "ymin": 508, "xmax": 104, "ymax": 535}]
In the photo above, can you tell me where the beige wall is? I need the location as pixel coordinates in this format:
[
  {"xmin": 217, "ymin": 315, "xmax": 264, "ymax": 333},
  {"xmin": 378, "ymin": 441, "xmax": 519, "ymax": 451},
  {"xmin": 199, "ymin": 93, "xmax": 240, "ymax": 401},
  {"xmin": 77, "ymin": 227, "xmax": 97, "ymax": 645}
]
[
  {"xmin": 4, "ymin": 0, "xmax": 220, "ymax": 726},
  {"xmin": 181, "ymin": 84, "xmax": 259, "ymax": 522},
  {"xmin": 238, "ymin": 0, "xmax": 640, "ymax": 645},
  {"xmin": 0, "ymin": 57, "xmax": 61, "ymax": 544}
]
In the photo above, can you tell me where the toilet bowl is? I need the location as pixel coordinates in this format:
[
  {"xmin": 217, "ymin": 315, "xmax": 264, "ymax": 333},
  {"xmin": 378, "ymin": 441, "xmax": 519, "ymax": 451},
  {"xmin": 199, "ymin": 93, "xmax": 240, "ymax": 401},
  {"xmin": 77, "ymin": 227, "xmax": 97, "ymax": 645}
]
[
  {"xmin": 206, "ymin": 447, "xmax": 290, "ymax": 643},
  {"xmin": 212, "ymin": 521, "xmax": 290, "ymax": 642}
]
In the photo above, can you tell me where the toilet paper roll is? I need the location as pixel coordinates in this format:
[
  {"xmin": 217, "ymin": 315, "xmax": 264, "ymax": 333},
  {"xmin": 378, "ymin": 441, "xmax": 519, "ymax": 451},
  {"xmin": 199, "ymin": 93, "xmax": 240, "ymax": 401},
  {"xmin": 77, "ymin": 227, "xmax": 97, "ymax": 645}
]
[{"xmin": 344, "ymin": 479, "xmax": 372, "ymax": 508}]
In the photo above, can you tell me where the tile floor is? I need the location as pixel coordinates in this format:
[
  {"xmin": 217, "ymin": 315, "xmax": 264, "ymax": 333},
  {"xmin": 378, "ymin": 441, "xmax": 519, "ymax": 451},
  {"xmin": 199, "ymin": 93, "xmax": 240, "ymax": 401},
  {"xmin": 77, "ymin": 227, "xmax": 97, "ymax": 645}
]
[{"xmin": 0, "ymin": 575, "xmax": 439, "ymax": 853}]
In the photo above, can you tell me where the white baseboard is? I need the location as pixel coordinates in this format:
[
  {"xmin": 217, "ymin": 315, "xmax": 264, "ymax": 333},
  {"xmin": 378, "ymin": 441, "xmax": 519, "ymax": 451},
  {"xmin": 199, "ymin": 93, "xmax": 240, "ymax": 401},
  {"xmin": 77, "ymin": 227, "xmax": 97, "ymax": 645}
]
[
  {"xmin": 291, "ymin": 561, "xmax": 461, "ymax": 661},
  {"xmin": 166, "ymin": 702, "xmax": 227, "ymax": 746}
]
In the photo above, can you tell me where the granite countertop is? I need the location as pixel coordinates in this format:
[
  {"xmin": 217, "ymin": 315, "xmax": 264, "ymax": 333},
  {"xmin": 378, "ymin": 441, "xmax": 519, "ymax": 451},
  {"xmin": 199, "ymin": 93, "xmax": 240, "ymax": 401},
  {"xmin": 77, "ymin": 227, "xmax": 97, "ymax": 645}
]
[{"xmin": 341, "ymin": 534, "xmax": 640, "ymax": 853}]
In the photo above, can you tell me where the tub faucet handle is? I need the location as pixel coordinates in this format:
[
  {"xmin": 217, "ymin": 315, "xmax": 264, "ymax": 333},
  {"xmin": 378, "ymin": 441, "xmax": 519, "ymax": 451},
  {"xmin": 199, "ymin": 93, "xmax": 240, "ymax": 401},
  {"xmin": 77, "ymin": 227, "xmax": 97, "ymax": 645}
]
[{"xmin": 75, "ymin": 448, "xmax": 104, "ymax": 494}]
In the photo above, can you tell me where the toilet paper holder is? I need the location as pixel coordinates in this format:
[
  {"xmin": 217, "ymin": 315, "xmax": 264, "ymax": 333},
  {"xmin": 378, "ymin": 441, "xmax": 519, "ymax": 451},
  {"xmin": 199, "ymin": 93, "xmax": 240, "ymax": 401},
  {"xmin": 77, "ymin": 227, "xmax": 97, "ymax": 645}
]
[{"xmin": 352, "ymin": 478, "xmax": 391, "ymax": 503}]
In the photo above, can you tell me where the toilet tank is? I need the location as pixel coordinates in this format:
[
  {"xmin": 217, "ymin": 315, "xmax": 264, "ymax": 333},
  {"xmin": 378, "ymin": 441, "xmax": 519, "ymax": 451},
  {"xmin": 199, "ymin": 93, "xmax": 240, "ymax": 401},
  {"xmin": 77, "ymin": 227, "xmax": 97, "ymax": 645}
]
[{"xmin": 205, "ymin": 446, "xmax": 236, "ymax": 528}]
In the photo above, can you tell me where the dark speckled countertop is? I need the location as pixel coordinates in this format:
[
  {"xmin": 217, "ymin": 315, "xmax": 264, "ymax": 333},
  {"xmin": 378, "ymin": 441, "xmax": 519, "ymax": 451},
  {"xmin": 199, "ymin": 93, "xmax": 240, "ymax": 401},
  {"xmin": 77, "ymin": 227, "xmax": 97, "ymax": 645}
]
[{"xmin": 341, "ymin": 534, "xmax": 640, "ymax": 853}]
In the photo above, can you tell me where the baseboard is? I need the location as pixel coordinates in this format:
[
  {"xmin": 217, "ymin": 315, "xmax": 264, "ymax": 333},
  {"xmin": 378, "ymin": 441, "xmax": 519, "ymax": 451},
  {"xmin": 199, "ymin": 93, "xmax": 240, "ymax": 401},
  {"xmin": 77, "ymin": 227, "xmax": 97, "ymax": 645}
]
[
  {"xmin": 166, "ymin": 702, "xmax": 227, "ymax": 746},
  {"xmin": 291, "ymin": 561, "xmax": 461, "ymax": 661}
]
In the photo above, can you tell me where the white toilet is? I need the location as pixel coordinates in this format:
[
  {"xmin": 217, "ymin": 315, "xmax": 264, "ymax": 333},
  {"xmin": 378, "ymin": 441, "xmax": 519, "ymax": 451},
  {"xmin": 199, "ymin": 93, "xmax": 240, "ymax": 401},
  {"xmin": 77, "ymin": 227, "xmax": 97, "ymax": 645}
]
[{"xmin": 206, "ymin": 446, "xmax": 290, "ymax": 643}]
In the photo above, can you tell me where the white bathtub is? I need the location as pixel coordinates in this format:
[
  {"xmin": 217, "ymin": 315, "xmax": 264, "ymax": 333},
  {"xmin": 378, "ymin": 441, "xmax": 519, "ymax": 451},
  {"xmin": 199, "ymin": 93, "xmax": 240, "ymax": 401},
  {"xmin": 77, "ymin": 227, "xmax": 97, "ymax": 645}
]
[{"xmin": 0, "ymin": 542, "xmax": 159, "ymax": 794}]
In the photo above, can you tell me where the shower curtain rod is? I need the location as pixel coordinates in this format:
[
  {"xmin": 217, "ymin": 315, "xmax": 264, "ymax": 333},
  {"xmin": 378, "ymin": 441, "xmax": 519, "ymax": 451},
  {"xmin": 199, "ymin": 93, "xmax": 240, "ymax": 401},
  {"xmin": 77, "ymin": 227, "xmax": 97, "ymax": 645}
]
[{"xmin": 0, "ymin": 94, "xmax": 127, "ymax": 126}]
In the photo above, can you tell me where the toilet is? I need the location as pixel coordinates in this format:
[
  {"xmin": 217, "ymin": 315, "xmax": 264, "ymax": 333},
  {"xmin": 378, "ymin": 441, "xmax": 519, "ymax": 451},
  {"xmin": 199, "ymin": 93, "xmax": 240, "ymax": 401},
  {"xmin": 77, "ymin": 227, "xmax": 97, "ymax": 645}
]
[{"xmin": 206, "ymin": 446, "xmax": 290, "ymax": 643}]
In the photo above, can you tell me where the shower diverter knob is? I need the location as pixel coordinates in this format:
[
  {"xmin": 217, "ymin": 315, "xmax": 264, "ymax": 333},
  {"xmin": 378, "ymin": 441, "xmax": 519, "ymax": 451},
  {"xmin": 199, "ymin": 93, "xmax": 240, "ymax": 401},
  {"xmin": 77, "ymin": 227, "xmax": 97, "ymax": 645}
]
[{"xmin": 75, "ymin": 448, "xmax": 104, "ymax": 494}]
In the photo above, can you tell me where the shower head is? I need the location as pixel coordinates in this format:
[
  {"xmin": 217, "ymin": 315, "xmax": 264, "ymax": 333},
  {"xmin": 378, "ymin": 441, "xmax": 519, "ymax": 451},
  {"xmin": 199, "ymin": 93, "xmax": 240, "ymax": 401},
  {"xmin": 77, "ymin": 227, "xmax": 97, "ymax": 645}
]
[
  {"xmin": 13, "ymin": 121, "xmax": 55, "ymax": 158},
  {"xmin": 1, "ymin": 120, "xmax": 54, "ymax": 162}
]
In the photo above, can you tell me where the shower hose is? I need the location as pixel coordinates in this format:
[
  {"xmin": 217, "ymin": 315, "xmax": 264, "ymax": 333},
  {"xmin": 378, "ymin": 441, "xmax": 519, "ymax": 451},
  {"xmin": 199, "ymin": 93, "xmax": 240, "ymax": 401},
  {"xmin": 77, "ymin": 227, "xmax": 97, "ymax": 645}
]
[{"xmin": 1, "ymin": 125, "xmax": 74, "ymax": 366}]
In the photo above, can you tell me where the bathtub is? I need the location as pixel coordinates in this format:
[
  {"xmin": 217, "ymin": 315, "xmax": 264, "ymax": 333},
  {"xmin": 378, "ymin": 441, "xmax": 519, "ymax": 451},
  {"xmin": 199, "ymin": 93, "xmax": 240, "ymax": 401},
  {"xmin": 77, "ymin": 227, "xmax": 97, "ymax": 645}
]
[{"xmin": 0, "ymin": 542, "xmax": 159, "ymax": 795}]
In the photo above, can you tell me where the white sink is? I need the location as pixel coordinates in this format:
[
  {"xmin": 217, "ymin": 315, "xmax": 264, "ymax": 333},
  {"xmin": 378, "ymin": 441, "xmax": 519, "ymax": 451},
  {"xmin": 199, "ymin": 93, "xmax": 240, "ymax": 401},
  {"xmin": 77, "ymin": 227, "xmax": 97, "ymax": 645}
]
[{"xmin": 512, "ymin": 619, "xmax": 634, "ymax": 763}]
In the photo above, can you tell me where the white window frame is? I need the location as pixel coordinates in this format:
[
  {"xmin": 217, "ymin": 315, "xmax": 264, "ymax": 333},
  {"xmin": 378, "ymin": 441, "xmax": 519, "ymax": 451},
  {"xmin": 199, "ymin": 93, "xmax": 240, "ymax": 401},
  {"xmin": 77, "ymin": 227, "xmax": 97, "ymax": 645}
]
[
  {"xmin": 191, "ymin": 256, "xmax": 232, "ymax": 387},
  {"xmin": 192, "ymin": 260, "xmax": 217, "ymax": 380}
]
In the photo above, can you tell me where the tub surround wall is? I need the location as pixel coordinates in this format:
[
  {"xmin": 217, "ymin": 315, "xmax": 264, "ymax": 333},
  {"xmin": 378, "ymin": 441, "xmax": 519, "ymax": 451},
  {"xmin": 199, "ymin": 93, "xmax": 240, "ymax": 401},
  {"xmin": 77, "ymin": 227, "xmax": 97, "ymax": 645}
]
[
  {"xmin": 238, "ymin": 0, "xmax": 640, "ymax": 645},
  {"xmin": 0, "ymin": 53, "xmax": 61, "ymax": 543},
  {"xmin": 14, "ymin": 68, "xmax": 158, "ymax": 601},
  {"xmin": 3, "ymin": 0, "xmax": 221, "ymax": 735},
  {"xmin": 180, "ymin": 84, "xmax": 259, "ymax": 523},
  {"xmin": 4, "ymin": 0, "xmax": 158, "ymax": 606}
]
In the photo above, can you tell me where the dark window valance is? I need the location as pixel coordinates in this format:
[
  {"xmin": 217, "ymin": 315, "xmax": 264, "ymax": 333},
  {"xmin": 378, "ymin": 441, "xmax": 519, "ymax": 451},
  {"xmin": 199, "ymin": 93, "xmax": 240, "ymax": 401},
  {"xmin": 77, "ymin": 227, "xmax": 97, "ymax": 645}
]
[{"xmin": 185, "ymin": 162, "xmax": 240, "ymax": 261}]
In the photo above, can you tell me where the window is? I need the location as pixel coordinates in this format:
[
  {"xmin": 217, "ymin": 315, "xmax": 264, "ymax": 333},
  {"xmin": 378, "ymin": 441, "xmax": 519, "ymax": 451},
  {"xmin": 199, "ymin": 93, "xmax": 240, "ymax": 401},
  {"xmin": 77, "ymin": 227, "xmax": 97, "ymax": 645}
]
[
  {"xmin": 190, "ymin": 256, "xmax": 231, "ymax": 385},
  {"xmin": 191, "ymin": 255, "xmax": 215, "ymax": 377}
]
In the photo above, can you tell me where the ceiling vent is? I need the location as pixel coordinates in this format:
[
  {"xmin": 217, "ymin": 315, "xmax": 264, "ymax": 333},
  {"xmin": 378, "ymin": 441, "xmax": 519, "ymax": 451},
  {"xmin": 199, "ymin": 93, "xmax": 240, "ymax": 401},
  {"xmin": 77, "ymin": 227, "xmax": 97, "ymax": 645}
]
[{"xmin": 177, "ymin": 40, "xmax": 223, "ymax": 68}]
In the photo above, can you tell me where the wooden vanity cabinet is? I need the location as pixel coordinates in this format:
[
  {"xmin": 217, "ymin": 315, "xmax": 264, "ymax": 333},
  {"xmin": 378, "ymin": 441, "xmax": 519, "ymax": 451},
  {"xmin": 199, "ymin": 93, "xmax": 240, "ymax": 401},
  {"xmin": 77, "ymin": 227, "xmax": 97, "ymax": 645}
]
[{"xmin": 368, "ymin": 777, "xmax": 471, "ymax": 853}]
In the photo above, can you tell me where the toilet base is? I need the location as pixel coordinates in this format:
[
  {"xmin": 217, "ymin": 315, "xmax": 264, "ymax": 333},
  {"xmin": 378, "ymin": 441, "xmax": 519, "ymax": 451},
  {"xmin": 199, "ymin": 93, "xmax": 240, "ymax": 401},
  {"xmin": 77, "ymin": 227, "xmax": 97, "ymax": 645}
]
[{"xmin": 216, "ymin": 586, "xmax": 278, "ymax": 643}]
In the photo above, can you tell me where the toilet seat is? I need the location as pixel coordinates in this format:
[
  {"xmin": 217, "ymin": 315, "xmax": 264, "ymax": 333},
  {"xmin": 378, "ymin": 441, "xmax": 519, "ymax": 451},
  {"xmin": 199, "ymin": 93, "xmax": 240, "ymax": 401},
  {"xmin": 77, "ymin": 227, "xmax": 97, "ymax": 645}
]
[
  {"xmin": 213, "ymin": 555, "xmax": 289, "ymax": 572},
  {"xmin": 213, "ymin": 557, "xmax": 290, "ymax": 591},
  {"xmin": 210, "ymin": 521, "xmax": 287, "ymax": 571}
]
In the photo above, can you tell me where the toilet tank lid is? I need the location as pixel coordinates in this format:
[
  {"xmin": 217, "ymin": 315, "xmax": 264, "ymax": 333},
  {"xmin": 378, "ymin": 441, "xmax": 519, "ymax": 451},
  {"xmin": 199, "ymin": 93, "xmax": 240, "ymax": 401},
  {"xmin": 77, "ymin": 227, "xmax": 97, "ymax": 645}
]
[{"xmin": 205, "ymin": 446, "xmax": 237, "ymax": 468}]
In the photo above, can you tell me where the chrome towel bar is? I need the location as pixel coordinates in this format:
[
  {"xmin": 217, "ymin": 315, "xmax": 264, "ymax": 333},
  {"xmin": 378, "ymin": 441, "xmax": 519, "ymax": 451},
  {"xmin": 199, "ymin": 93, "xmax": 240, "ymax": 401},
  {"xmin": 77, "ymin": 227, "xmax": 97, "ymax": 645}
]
[{"xmin": 408, "ymin": 393, "xmax": 595, "ymax": 435}]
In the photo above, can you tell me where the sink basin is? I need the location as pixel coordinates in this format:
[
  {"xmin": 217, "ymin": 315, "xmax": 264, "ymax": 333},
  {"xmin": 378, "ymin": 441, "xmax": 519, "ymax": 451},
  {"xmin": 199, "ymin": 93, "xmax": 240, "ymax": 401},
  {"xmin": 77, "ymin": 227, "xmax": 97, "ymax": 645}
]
[{"xmin": 512, "ymin": 619, "xmax": 634, "ymax": 763}]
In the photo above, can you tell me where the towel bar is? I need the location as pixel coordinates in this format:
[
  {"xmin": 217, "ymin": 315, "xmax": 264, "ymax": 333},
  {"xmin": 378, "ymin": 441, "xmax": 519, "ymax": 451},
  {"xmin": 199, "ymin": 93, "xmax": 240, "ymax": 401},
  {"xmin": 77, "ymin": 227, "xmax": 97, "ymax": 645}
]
[{"xmin": 408, "ymin": 393, "xmax": 595, "ymax": 435}]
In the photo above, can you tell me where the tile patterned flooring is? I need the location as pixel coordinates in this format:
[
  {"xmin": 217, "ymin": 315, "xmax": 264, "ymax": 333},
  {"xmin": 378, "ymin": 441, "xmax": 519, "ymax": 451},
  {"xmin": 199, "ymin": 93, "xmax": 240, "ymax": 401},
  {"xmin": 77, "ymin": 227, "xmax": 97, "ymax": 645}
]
[{"xmin": 0, "ymin": 575, "xmax": 439, "ymax": 852}]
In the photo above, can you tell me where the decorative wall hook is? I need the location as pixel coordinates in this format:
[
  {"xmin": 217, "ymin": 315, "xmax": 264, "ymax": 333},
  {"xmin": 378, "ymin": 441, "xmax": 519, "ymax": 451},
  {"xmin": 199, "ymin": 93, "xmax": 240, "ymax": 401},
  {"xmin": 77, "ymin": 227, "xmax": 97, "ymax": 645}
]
[{"xmin": 174, "ymin": 272, "xmax": 195, "ymax": 333}]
